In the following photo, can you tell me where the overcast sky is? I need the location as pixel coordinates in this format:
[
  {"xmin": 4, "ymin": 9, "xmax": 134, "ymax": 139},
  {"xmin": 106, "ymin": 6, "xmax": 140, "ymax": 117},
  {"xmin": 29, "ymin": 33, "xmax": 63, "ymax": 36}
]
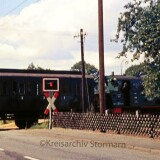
[{"xmin": 0, "ymin": 0, "xmax": 139, "ymax": 75}]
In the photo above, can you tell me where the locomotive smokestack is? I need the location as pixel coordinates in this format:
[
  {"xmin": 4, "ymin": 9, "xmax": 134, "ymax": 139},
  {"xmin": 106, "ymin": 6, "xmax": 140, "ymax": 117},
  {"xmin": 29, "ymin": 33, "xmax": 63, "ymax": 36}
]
[{"xmin": 111, "ymin": 72, "xmax": 114, "ymax": 76}]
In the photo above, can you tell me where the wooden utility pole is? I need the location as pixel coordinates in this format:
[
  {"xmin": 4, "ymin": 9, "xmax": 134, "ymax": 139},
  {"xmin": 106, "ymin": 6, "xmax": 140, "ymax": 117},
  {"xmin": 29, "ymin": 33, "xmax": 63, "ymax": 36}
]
[
  {"xmin": 98, "ymin": 0, "xmax": 105, "ymax": 114},
  {"xmin": 74, "ymin": 29, "xmax": 87, "ymax": 113}
]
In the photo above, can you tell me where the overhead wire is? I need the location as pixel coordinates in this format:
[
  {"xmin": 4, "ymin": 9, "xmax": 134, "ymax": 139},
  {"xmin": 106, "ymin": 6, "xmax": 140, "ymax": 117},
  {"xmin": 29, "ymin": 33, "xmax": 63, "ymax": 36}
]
[
  {"xmin": 2, "ymin": 0, "xmax": 29, "ymax": 16},
  {"xmin": 0, "ymin": 0, "xmax": 110, "ymax": 41}
]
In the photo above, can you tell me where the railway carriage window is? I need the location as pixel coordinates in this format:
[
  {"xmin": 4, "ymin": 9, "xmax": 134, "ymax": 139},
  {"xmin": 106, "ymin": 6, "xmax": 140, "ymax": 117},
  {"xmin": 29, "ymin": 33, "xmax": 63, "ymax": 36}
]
[
  {"xmin": 61, "ymin": 80, "xmax": 66, "ymax": 93},
  {"xmin": 0, "ymin": 82, "xmax": 2, "ymax": 95},
  {"xmin": 32, "ymin": 81, "xmax": 38, "ymax": 95},
  {"xmin": 19, "ymin": 81, "xmax": 25, "ymax": 95},
  {"xmin": 132, "ymin": 82, "xmax": 139, "ymax": 89},
  {"xmin": 68, "ymin": 81, "xmax": 72, "ymax": 94},
  {"xmin": 0, "ymin": 81, "xmax": 8, "ymax": 95},
  {"xmin": 1, "ymin": 81, "xmax": 8, "ymax": 95},
  {"xmin": 75, "ymin": 81, "xmax": 80, "ymax": 96},
  {"xmin": 26, "ymin": 82, "xmax": 31, "ymax": 95},
  {"xmin": 12, "ymin": 81, "xmax": 17, "ymax": 95},
  {"xmin": 61, "ymin": 79, "xmax": 72, "ymax": 94},
  {"xmin": 116, "ymin": 81, "xmax": 122, "ymax": 91}
]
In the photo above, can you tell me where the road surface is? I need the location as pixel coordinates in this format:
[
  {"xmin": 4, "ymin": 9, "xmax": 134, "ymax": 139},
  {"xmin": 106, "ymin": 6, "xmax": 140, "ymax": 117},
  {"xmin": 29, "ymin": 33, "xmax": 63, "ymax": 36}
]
[{"xmin": 0, "ymin": 128, "xmax": 159, "ymax": 160}]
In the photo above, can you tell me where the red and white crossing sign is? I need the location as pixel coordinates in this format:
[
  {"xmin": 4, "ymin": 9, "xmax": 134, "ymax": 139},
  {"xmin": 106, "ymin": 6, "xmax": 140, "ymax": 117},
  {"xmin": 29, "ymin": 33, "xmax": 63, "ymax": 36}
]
[
  {"xmin": 43, "ymin": 78, "xmax": 59, "ymax": 92},
  {"xmin": 44, "ymin": 92, "xmax": 58, "ymax": 115}
]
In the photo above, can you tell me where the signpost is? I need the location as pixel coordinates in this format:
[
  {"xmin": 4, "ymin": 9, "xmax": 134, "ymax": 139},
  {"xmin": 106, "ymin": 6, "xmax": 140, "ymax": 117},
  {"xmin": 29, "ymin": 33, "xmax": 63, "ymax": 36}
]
[{"xmin": 43, "ymin": 78, "xmax": 59, "ymax": 129}]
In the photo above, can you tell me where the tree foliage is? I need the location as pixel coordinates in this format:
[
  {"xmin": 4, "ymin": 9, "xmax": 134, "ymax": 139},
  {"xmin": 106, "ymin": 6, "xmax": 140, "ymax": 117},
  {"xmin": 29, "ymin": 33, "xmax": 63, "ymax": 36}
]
[
  {"xmin": 113, "ymin": 0, "xmax": 160, "ymax": 99},
  {"xmin": 70, "ymin": 61, "xmax": 98, "ymax": 75},
  {"xmin": 27, "ymin": 62, "xmax": 45, "ymax": 70},
  {"xmin": 125, "ymin": 63, "xmax": 146, "ymax": 76}
]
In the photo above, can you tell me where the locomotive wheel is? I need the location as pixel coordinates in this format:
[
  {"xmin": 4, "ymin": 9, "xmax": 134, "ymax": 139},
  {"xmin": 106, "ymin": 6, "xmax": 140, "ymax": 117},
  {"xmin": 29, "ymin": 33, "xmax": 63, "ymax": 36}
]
[
  {"xmin": 14, "ymin": 112, "xmax": 38, "ymax": 129},
  {"xmin": 15, "ymin": 119, "xmax": 26, "ymax": 129},
  {"xmin": 15, "ymin": 119, "xmax": 38, "ymax": 129}
]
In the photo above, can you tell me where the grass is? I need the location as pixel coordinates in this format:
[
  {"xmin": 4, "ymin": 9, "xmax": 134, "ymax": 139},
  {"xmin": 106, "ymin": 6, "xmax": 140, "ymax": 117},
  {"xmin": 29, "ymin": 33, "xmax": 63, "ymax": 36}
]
[
  {"xmin": 0, "ymin": 119, "xmax": 49, "ymax": 129},
  {"xmin": 0, "ymin": 120, "xmax": 14, "ymax": 125}
]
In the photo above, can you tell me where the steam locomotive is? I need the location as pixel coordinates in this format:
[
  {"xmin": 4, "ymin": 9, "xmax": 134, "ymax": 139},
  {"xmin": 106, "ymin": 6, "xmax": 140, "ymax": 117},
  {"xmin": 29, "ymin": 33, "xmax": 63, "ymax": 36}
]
[{"xmin": 94, "ymin": 75, "xmax": 160, "ymax": 114}]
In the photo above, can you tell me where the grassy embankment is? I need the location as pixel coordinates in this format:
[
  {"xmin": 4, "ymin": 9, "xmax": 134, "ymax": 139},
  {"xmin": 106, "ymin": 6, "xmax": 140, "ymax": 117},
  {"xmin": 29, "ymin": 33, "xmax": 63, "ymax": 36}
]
[
  {"xmin": 30, "ymin": 119, "xmax": 49, "ymax": 129},
  {"xmin": 0, "ymin": 119, "xmax": 49, "ymax": 129}
]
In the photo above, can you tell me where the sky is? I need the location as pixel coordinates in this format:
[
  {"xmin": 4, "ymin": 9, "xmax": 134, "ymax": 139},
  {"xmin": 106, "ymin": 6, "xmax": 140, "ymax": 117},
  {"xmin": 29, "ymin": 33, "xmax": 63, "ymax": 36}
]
[{"xmin": 0, "ymin": 0, "xmax": 141, "ymax": 75}]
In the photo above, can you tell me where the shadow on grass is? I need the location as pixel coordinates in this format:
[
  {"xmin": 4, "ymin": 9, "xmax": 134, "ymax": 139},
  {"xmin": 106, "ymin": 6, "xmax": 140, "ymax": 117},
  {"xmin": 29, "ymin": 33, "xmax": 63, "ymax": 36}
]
[{"xmin": 30, "ymin": 121, "xmax": 49, "ymax": 129}]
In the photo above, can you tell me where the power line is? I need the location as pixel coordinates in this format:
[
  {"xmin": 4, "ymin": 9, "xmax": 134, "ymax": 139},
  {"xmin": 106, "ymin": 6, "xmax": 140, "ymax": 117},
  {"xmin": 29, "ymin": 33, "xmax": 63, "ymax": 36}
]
[
  {"xmin": 0, "ymin": 28, "xmax": 75, "ymax": 37},
  {"xmin": 3, "ymin": 0, "xmax": 29, "ymax": 16}
]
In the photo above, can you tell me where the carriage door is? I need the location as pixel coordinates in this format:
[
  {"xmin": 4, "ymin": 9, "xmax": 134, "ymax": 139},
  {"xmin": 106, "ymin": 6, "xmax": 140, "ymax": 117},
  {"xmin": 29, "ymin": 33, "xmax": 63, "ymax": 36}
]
[
  {"xmin": 0, "ymin": 79, "xmax": 10, "ymax": 112},
  {"xmin": 11, "ymin": 80, "xmax": 18, "ymax": 111},
  {"xmin": 17, "ymin": 80, "xmax": 25, "ymax": 110},
  {"xmin": 122, "ymin": 80, "xmax": 130, "ymax": 107}
]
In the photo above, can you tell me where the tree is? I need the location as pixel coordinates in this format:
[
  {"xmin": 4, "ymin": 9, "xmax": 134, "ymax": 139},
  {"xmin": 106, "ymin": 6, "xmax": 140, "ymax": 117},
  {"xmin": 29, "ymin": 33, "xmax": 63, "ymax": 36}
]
[
  {"xmin": 113, "ymin": 0, "xmax": 160, "ymax": 99},
  {"xmin": 71, "ymin": 61, "xmax": 98, "ymax": 75},
  {"xmin": 125, "ymin": 63, "xmax": 146, "ymax": 77},
  {"xmin": 27, "ymin": 62, "xmax": 46, "ymax": 70},
  {"xmin": 27, "ymin": 62, "xmax": 36, "ymax": 70}
]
